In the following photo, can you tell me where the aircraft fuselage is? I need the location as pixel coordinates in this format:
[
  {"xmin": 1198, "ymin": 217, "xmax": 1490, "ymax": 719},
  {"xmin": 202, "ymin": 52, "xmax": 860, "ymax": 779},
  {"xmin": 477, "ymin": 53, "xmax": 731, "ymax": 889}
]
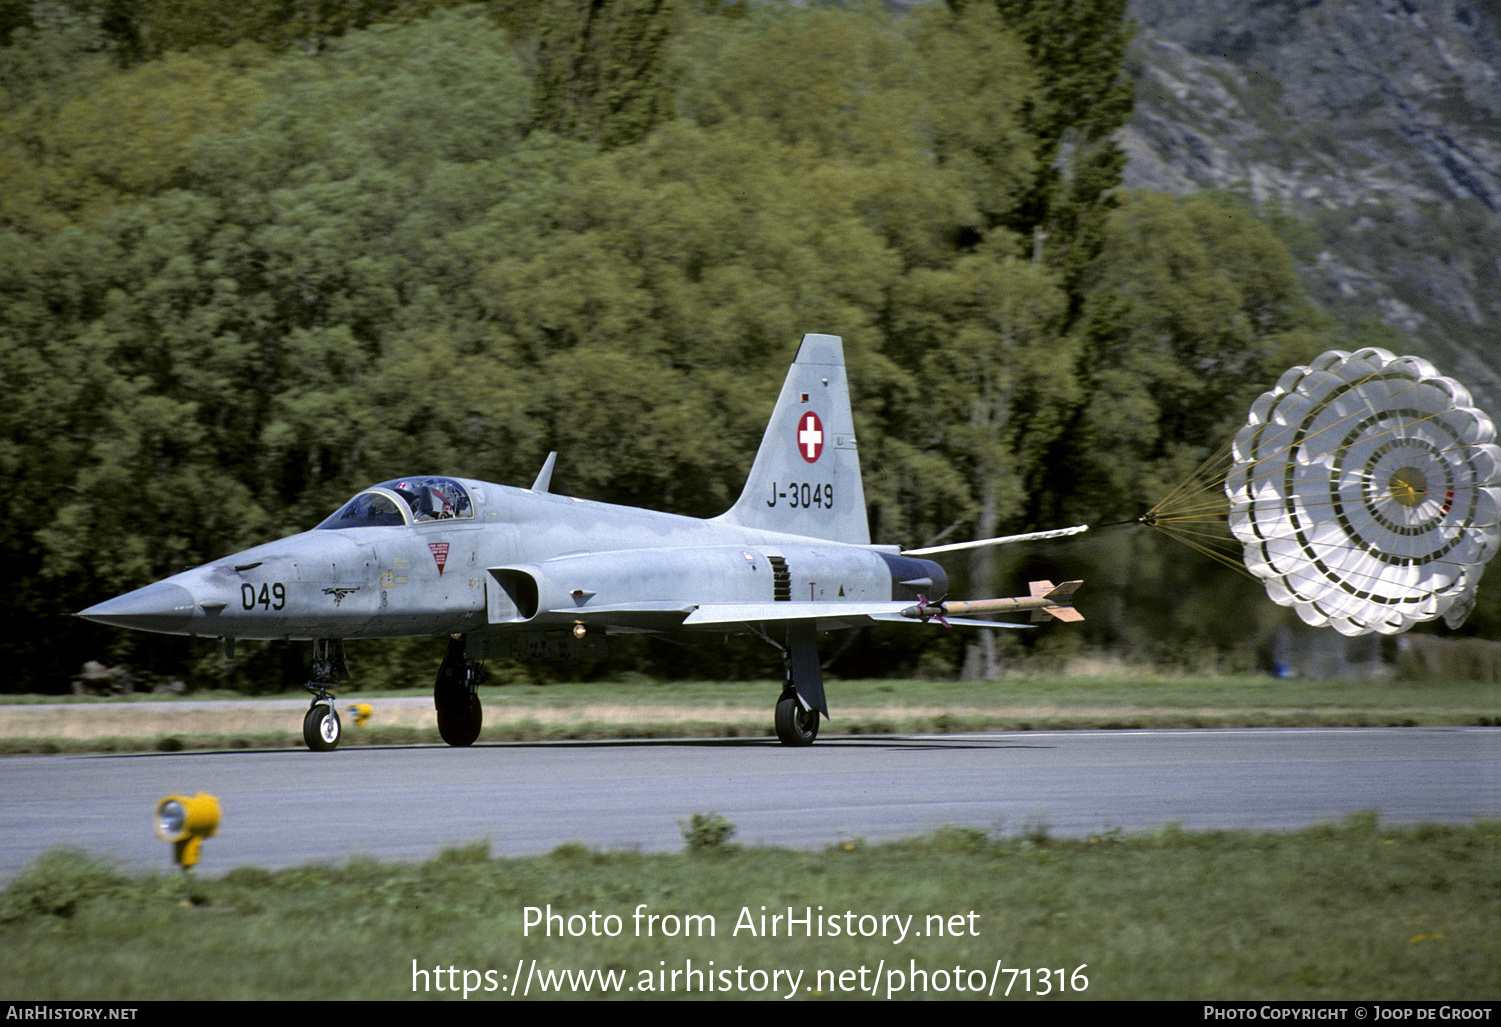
[
  {"xmin": 82, "ymin": 475, "xmax": 945, "ymax": 644},
  {"xmin": 76, "ymin": 335, "xmax": 979, "ymax": 749}
]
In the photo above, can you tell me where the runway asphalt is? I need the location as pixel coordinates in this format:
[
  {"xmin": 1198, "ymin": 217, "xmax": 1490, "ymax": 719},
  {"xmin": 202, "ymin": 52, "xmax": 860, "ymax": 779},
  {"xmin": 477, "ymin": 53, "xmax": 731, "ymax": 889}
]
[{"xmin": 1, "ymin": 726, "xmax": 1495, "ymax": 881}]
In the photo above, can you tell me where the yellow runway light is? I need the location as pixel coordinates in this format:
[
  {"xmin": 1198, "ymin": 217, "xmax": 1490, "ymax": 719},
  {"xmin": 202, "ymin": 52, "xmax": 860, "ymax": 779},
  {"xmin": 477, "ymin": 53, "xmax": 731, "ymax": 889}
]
[{"xmin": 155, "ymin": 792, "xmax": 220, "ymax": 870}]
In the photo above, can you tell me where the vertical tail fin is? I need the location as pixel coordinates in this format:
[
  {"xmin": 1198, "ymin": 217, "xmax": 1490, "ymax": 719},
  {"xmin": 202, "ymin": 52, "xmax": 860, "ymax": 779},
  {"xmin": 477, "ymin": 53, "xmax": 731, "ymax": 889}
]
[{"xmin": 713, "ymin": 334, "xmax": 869, "ymax": 545}]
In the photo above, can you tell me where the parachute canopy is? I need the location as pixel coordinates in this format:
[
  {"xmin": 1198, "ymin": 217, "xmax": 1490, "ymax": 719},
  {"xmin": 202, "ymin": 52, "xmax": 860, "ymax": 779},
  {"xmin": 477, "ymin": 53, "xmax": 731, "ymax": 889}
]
[{"xmin": 1224, "ymin": 347, "xmax": 1501, "ymax": 635}]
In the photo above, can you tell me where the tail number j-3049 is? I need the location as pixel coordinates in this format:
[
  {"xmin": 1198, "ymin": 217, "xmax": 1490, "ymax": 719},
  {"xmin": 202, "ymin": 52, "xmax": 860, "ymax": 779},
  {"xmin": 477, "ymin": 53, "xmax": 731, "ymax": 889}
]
[{"xmin": 766, "ymin": 482, "xmax": 834, "ymax": 510}]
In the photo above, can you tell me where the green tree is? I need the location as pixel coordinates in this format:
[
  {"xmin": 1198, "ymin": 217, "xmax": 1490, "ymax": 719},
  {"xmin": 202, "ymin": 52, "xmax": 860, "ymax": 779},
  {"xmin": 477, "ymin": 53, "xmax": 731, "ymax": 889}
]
[
  {"xmin": 948, "ymin": 0, "xmax": 1135, "ymax": 296},
  {"xmin": 891, "ymin": 247, "xmax": 1075, "ymax": 676},
  {"xmin": 1, "ymin": 10, "xmax": 550, "ymax": 691},
  {"xmin": 475, "ymin": 112, "xmax": 901, "ymax": 511},
  {"xmin": 665, "ymin": 3, "xmax": 1089, "ymax": 677},
  {"xmin": 1060, "ymin": 191, "xmax": 1327, "ymax": 523},
  {"xmin": 531, "ymin": 0, "xmax": 679, "ymax": 149},
  {"xmin": 1, "ymin": 47, "xmax": 267, "ymax": 234}
]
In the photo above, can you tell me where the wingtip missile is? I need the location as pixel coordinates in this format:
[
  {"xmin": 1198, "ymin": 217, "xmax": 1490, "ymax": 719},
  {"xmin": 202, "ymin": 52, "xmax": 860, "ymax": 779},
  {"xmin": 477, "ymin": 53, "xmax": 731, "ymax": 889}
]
[
  {"xmin": 900, "ymin": 580, "xmax": 1084, "ymax": 624},
  {"xmin": 1028, "ymin": 579, "xmax": 1084, "ymax": 622}
]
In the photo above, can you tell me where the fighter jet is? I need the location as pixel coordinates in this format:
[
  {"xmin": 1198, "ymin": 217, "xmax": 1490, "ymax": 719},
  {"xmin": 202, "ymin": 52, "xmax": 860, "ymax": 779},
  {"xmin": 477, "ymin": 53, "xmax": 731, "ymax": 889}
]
[{"xmin": 79, "ymin": 335, "xmax": 1084, "ymax": 750}]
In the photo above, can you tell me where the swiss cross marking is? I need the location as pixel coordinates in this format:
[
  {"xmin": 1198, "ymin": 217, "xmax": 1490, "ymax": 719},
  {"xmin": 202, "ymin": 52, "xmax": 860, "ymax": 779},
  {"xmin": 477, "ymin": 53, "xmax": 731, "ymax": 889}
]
[{"xmin": 797, "ymin": 411, "xmax": 824, "ymax": 463}]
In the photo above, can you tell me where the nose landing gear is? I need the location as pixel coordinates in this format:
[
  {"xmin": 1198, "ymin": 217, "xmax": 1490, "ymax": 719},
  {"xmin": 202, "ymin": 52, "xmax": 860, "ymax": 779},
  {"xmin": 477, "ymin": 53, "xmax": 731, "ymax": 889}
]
[
  {"xmin": 303, "ymin": 702, "xmax": 341, "ymax": 751},
  {"xmin": 302, "ymin": 638, "xmax": 349, "ymax": 752}
]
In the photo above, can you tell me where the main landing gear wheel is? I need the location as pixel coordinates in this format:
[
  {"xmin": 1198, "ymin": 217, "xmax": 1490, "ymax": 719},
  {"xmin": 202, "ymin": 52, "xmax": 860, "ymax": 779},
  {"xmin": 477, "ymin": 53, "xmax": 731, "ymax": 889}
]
[
  {"xmin": 774, "ymin": 693, "xmax": 818, "ymax": 746},
  {"xmin": 437, "ymin": 690, "xmax": 483, "ymax": 747},
  {"xmin": 303, "ymin": 703, "xmax": 341, "ymax": 752},
  {"xmin": 434, "ymin": 636, "xmax": 484, "ymax": 747}
]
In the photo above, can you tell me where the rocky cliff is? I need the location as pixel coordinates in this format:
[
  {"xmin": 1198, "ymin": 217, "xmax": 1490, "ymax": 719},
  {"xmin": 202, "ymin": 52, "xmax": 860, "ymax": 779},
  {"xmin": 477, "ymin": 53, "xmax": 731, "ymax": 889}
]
[{"xmin": 1122, "ymin": 0, "xmax": 1500, "ymax": 412}]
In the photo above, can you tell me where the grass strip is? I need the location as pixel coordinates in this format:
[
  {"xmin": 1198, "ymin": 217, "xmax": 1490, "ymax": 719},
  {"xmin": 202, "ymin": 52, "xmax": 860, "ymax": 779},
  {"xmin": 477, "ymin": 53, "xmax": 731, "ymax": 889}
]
[{"xmin": 2, "ymin": 815, "xmax": 1496, "ymax": 1001}]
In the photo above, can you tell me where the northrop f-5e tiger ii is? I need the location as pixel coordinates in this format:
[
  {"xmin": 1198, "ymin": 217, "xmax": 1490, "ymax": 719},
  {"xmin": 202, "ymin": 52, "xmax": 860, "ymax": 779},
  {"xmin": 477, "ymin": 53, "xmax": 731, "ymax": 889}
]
[{"xmin": 80, "ymin": 335, "xmax": 1085, "ymax": 751}]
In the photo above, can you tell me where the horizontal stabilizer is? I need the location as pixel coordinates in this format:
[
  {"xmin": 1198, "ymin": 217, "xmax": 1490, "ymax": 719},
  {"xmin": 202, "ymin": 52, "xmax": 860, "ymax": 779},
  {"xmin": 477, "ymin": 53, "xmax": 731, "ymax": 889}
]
[{"xmin": 903, "ymin": 524, "xmax": 1088, "ymax": 556}]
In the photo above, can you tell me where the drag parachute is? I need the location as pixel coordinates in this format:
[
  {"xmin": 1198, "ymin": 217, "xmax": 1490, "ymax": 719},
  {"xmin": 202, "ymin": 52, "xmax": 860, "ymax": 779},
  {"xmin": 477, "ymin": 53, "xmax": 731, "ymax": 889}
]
[{"xmin": 1146, "ymin": 347, "xmax": 1501, "ymax": 635}]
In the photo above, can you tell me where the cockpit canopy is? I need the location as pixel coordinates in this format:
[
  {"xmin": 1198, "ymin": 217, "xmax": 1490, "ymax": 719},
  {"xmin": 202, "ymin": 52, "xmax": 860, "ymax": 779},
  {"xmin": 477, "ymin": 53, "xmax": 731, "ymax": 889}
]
[{"xmin": 315, "ymin": 477, "xmax": 473, "ymax": 529}]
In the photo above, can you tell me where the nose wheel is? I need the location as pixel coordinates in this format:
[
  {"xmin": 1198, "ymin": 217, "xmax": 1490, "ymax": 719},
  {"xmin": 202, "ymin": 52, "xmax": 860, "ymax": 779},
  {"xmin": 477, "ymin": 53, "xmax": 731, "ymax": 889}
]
[{"xmin": 303, "ymin": 701, "xmax": 341, "ymax": 752}]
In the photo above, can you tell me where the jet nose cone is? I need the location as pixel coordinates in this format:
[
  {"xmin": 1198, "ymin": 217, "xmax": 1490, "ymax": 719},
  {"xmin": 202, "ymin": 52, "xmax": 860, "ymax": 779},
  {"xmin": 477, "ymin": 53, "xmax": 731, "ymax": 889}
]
[{"xmin": 78, "ymin": 582, "xmax": 198, "ymax": 634}]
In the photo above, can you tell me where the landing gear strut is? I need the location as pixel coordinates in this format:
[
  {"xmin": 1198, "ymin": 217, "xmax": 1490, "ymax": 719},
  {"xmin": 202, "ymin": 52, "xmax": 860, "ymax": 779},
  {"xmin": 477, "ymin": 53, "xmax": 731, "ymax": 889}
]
[
  {"xmin": 434, "ymin": 637, "xmax": 484, "ymax": 746},
  {"xmin": 303, "ymin": 638, "xmax": 349, "ymax": 752},
  {"xmin": 773, "ymin": 621, "xmax": 825, "ymax": 746}
]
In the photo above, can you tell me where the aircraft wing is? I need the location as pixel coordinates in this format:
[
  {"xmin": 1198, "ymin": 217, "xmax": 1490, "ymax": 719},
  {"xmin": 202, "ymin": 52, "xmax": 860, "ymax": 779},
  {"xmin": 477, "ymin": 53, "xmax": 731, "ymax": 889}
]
[
  {"xmin": 678, "ymin": 580, "xmax": 1083, "ymax": 630},
  {"xmin": 545, "ymin": 601, "xmax": 701, "ymax": 633},
  {"xmin": 542, "ymin": 600, "xmax": 1039, "ymax": 633},
  {"xmin": 680, "ymin": 602, "xmax": 1035, "ymax": 629},
  {"xmin": 549, "ymin": 582, "xmax": 1082, "ymax": 632},
  {"xmin": 867, "ymin": 613, "xmax": 1036, "ymax": 630},
  {"xmin": 551, "ymin": 601, "xmax": 912, "ymax": 632}
]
